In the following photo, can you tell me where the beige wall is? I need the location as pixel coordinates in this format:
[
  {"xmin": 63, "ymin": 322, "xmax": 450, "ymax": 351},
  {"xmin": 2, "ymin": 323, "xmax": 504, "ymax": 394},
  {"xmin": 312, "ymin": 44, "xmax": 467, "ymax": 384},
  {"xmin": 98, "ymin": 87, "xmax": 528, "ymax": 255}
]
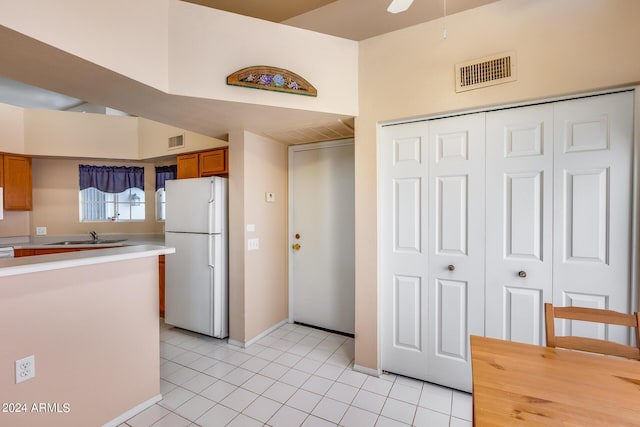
[
  {"xmin": 0, "ymin": 211, "xmax": 30, "ymax": 238},
  {"xmin": 0, "ymin": 0, "xmax": 357, "ymax": 116},
  {"xmin": 0, "ymin": 256, "xmax": 160, "ymax": 426},
  {"xmin": 228, "ymin": 131, "xmax": 288, "ymax": 344},
  {"xmin": 138, "ymin": 118, "xmax": 227, "ymax": 159},
  {"xmin": 355, "ymin": 0, "xmax": 640, "ymax": 370},
  {"xmin": 20, "ymin": 108, "xmax": 225, "ymax": 160},
  {"xmin": 168, "ymin": 0, "xmax": 358, "ymax": 116},
  {"xmin": 0, "ymin": 103, "xmax": 25, "ymax": 154},
  {"xmin": 31, "ymin": 158, "xmax": 164, "ymax": 236},
  {"xmin": 0, "ymin": 0, "xmax": 170, "ymax": 91},
  {"xmin": 24, "ymin": 110, "xmax": 139, "ymax": 159}
]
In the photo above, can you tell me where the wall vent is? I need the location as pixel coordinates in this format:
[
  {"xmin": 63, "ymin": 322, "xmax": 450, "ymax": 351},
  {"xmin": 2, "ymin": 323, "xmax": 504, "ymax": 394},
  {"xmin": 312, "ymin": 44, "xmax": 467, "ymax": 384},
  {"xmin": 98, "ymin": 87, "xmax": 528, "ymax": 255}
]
[
  {"xmin": 168, "ymin": 134, "xmax": 185, "ymax": 150},
  {"xmin": 455, "ymin": 51, "xmax": 516, "ymax": 92}
]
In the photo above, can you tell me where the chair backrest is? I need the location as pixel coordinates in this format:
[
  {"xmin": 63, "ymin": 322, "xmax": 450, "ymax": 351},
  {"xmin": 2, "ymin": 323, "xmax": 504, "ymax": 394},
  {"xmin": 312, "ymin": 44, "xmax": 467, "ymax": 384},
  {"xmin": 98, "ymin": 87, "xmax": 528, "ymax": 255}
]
[{"xmin": 544, "ymin": 303, "xmax": 640, "ymax": 360}]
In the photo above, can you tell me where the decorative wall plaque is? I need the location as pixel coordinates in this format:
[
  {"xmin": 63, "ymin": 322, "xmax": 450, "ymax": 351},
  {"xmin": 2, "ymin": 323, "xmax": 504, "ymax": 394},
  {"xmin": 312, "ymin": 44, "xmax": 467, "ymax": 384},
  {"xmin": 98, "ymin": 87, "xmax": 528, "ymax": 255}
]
[{"xmin": 227, "ymin": 66, "xmax": 317, "ymax": 97}]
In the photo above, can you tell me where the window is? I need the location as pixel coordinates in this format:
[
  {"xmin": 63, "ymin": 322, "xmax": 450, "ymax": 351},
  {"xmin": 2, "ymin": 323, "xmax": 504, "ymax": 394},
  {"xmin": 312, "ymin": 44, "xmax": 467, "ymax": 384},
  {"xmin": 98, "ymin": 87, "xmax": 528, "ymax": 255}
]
[
  {"xmin": 79, "ymin": 165, "xmax": 145, "ymax": 222},
  {"xmin": 155, "ymin": 165, "xmax": 177, "ymax": 221}
]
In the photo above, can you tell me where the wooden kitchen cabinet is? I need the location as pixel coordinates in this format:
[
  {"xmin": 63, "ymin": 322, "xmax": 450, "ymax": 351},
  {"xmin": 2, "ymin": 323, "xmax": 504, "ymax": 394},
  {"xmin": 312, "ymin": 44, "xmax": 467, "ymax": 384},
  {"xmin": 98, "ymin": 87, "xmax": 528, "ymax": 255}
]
[
  {"xmin": 177, "ymin": 153, "xmax": 199, "ymax": 179},
  {"xmin": 3, "ymin": 154, "xmax": 32, "ymax": 211},
  {"xmin": 13, "ymin": 248, "xmax": 34, "ymax": 257},
  {"xmin": 200, "ymin": 149, "xmax": 227, "ymax": 176},
  {"xmin": 14, "ymin": 246, "xmax": 117, "ymax": 256},
  {"xmin": 159, "ymin": 255, "xmax": 165, "ymax": 317},
  {"xmin": 177, "ymin": 148, "xmax": 228, "ymax": 179}
]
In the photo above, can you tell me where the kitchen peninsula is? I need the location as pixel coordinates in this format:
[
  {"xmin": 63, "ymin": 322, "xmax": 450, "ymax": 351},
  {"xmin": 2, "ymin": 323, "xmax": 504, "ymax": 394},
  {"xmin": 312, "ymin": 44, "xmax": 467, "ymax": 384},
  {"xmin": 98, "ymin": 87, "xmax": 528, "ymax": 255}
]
[{"xmin": 0, "ymin": 244, "xmax": 174, "ymax": 427}]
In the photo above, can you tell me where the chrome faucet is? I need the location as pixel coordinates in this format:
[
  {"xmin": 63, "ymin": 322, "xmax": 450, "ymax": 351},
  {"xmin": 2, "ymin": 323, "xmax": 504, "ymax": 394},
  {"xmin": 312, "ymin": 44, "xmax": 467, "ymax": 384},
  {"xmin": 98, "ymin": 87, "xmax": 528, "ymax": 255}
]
[{"xmin": 89, "ymin": 231, "xmax": 98, "ymax": 241}]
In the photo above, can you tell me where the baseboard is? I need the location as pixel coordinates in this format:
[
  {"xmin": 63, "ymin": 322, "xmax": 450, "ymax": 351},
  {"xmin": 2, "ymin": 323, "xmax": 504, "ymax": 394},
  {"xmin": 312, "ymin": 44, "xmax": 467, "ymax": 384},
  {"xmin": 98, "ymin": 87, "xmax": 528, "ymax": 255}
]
[
  {"xmin": 103, "ymin": 393, "xmax": 162, "ymax": 427},
  {"xmin": 227, "ymin": 319, "xmax": 289, "ymax": 349},
  {"xmin": 353, "ymin": 364, "xmax": 381, "ymax": 377}
]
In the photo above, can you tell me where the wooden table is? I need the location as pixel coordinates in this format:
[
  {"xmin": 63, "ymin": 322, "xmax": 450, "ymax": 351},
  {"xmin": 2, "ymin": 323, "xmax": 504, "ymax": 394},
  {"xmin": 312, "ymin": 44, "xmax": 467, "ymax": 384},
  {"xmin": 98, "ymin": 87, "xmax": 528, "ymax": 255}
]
[{"xmin": 470, "ymin": 335, "xmax": 640, "ymax": 426}]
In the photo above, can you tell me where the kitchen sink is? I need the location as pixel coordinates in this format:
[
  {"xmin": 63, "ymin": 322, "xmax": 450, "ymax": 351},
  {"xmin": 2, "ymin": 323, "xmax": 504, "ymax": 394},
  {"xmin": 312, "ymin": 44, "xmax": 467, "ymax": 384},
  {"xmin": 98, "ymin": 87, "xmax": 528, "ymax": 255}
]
[{"xmin": 47, "ymin": 239, "xmax": 127, "ymax": 245}]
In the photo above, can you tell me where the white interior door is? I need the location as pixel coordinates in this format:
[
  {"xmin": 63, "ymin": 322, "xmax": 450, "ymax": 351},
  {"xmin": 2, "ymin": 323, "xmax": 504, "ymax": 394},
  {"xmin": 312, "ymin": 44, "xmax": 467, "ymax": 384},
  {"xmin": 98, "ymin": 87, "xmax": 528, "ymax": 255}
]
[
  {"xmin": 553, "ymin": 91, "xmax": 634, "ymax": 343},
  {"xmin": 290, "ymin": 140, "xmax": 355, "ymax": 334},
  {"xmin": 426, "ymin": 114, "xmax": 485, "ymax": 392},
  {"xmin": 485, "ymin": 104, "xmax": 554, "ymax": 345}
]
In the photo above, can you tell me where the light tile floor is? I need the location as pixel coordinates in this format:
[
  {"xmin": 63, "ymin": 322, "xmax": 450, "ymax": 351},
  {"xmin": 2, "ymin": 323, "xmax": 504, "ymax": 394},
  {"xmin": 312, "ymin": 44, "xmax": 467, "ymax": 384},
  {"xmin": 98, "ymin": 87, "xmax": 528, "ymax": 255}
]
[{"xmin": 122, "ymin": 321, "xmax": 472, "ymax": 427}]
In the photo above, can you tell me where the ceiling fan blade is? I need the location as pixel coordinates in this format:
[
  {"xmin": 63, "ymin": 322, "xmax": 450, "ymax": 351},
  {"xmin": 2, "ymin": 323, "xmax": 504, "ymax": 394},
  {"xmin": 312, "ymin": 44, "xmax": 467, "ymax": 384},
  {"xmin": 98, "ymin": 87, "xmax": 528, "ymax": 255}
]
[{"xmin": 387, "ymin": 0, "xmax": 414, "ymax": 13}]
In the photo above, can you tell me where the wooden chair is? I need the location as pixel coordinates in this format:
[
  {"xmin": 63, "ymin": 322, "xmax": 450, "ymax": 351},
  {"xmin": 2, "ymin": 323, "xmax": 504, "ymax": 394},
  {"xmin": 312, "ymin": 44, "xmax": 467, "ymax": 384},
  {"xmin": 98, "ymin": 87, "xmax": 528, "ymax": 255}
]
[{"xmin": 544, "ymin": 303, "xmax": 640, "ymax": 360}]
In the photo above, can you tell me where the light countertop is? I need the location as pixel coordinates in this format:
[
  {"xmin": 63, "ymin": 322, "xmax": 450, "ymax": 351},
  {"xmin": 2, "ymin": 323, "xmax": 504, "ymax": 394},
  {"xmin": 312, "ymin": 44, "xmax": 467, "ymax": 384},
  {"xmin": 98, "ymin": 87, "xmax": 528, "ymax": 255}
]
[
  {"xmin": 0, "ymin": 244, "xmax": 174, "ymax": 277},
  {"xmin": 0, "ymin": 233, "xmax": 165, "ymax": 249}
]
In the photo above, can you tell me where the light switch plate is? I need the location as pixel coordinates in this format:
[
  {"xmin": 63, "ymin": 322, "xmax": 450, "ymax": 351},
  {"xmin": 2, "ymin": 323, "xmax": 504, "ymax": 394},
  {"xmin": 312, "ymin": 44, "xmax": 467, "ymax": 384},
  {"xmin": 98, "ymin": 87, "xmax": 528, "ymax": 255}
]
[
  {"xmin": 265, "ymin": 192, "xmax": 275, "ymax": 203},
  {"xmin": 247, "ymin": 224, "xmax": 256, "ymax": 232},
  {"xmin": 248, "ymin": 238, "xmax": 259, "ymax": 251},
  {"xmin": 36, "ymin": 227, "xmax": 47, "ymax": 236}
]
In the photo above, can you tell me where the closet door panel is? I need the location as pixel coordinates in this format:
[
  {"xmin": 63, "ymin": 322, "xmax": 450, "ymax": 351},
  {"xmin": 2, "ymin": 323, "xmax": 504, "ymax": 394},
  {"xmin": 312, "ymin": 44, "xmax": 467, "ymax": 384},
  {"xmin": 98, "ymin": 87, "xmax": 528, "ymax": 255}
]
[
  {"xmin": 553, "ymin": 91, "xmax": 634, "ymax": 344},
  {"xmin": 486, "ymin": 104, "xmax": 554, "ymax": 345},
  {"xmin": 427, "ymin": 113, "xmax": 485, "ymax": 392},
  {"xmin": 380, "ymin": 122, "xmax": 430, "ymax": 380}
]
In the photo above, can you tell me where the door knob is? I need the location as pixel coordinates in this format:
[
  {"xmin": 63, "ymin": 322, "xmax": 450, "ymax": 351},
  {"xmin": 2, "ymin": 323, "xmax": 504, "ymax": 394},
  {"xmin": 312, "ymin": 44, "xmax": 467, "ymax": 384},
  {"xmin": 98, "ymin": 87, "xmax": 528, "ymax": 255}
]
[
  {"xmin": 518, "ymin": 271, "xmax": 527, "ymax": 278},
  {"xmin": 447, "ymin": 265, "xmax": 455, "ymax": 271},
  {"xmin": 295, "ymin": 233, "xmax": 301, "ymax": 239},
  {"xmin": 292, "ymin": 243, "xmax": 301, "ymax": 251}
]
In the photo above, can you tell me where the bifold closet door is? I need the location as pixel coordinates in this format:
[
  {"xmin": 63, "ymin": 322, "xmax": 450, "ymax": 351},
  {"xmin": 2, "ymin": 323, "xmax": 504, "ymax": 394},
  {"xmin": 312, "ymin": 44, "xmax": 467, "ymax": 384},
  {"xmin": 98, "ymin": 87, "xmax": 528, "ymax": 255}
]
[
  {"xmin": 380, "ymin": 121, "xmax": 429, "ymax": 381},
  {"xmin": 380, "ymin": 113, "xmax": 485, "ymax": 392},
  {"xmin": 485, "ymin": 104, "xmax": 554, "ymax": 345},
  {"xmin": 553, "ymin": 92, "xmax": 634, "ymax": 343},
  {"xmin": 426, "ymin": 114, "xmax": 485, "ymax": 392}
]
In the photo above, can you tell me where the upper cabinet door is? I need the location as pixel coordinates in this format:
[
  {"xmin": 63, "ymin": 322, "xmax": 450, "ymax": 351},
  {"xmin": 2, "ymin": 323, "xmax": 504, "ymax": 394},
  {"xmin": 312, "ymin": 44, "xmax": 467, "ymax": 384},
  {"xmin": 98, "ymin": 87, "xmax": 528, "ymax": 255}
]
[
  {"xmin": 200, "ymin": 149, "xmax": 227, "ymax": 176},
  {"xmin": 177, "ymin": 153, "xmax": 199, "ymax": 179},
  {"xmin": 4, "ymin": 154, "xmax": 32, "ymax": 211}
]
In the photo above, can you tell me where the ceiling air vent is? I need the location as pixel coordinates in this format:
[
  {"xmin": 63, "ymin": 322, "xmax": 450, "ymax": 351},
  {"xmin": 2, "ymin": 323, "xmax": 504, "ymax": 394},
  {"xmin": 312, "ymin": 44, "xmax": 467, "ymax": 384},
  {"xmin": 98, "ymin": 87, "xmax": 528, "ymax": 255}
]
[
  {"xmin": 455, "ymin": 51, "xmax": 516, "ymax": 92},
  {"xmin": 168, "ymin": 134, "xmax": 185, "ymax": 150}
]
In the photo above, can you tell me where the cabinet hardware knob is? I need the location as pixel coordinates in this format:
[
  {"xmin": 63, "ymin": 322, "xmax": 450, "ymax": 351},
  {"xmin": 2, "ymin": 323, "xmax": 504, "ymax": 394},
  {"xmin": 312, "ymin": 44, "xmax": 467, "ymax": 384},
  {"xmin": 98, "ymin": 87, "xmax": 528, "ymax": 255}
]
[
  {"xmin": 518, "ymin": 271, "xmax": 527, "ymax": 278},
  {"xmin": 447, "ymin": 265, "xmax": 455, "ymax": 271}
]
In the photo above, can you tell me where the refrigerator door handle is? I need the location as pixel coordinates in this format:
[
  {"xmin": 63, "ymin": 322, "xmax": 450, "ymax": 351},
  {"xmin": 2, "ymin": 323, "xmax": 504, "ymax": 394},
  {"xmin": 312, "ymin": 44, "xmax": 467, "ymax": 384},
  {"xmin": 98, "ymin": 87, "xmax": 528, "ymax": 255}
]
[
  {"xmin": 208, "ymin": 235, "xmax": 215, "ymax": 269},
  {"xmin": 208, "ymin": 198, "xmax": 215, "ymax": 235}
]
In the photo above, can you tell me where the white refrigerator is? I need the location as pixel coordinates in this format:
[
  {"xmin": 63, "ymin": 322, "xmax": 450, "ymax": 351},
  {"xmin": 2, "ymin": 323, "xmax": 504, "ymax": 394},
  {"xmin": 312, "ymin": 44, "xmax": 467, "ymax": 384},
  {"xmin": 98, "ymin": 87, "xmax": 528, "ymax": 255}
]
[{"xmin": 164, "ymin": 176, "xmax": 228, "ymax": 338}]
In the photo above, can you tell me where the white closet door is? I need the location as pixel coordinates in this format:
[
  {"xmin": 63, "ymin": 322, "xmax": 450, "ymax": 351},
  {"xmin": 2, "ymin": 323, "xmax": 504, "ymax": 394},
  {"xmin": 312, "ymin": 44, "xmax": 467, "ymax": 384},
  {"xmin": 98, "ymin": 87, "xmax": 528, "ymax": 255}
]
[
  {"xmin": 426, "ymin": 114, "xmax": 485, "ymax": 392},
  {"xmin": 380, "ymin": 122, "xmax": 429, "ymax": 380},
  {"xmin": 553, "ymin": 91, "xmax": 634, "ymax": 343},
  {"xmin": 485, "ymin": 104, "xmax": 554, "ymax": 345}
]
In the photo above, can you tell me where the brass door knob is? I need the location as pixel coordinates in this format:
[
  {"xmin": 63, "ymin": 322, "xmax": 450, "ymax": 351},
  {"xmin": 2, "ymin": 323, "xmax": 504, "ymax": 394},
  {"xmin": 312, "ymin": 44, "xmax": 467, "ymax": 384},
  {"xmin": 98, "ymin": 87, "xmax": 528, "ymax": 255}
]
[{"xmin": 292, "ymin": 243, "xmax": 301, "ymax": 251}]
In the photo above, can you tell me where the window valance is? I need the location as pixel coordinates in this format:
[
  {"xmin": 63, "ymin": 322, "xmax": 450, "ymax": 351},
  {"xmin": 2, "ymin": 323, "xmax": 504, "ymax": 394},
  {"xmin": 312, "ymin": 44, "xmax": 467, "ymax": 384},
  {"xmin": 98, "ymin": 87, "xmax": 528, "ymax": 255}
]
[
  {"xmin": 155, "ymin": 165, "xmax": 177, "ymax": 191},
  {"xmin": 79, "ymin": 165, "xmax": 145, "ymax": 193}
]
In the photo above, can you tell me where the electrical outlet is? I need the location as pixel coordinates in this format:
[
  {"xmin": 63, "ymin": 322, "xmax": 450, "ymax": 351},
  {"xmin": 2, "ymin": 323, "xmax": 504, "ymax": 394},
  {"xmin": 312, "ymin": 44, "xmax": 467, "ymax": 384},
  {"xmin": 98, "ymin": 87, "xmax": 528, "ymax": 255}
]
[
  {"xmin": 15, "ymin": 355, "xmax": 35, "ymax": 384},
  {"xmin": 36, "ymin": 227, "xmax": 47, "ymax": 236}
]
